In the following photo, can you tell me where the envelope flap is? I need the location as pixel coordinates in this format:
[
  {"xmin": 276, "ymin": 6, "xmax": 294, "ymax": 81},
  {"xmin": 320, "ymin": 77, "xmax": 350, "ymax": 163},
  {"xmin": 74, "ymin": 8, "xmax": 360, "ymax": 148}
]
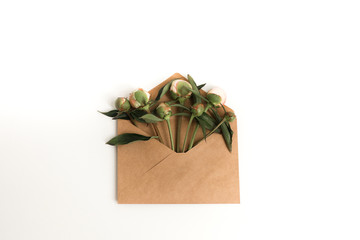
[{"xmin": 117, "ymin": 120, "xmax": 173, "ymax": 191}]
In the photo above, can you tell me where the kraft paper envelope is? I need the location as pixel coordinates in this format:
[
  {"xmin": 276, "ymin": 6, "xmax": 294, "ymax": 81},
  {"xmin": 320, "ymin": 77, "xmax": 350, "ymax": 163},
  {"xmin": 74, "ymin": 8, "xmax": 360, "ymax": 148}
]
[{"xmin": 116, "ymin": 73, "xmax": 240, "ymax": 204}]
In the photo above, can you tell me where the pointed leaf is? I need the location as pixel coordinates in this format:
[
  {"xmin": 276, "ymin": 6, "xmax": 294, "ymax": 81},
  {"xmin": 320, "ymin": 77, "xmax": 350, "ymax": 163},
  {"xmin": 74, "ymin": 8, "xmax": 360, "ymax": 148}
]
[
  {"xmin": 220, "ymin": 104, "xmax": 234, "ymax": 141},
  {"xmin": 220, "ymin": 103, "xmax": 227, "ymax": 113},
  {"xmin": 106, "ymin": 133, "xmax": 157, "ymax": 146},
  {"xmin": 130, "ymin": 109, "xmax": 147, "ymax": 123},
  {"xmin": 219, "ymin": 104, "xmax": 234, "ymax": 135},
  {"xmin": 155, "ymin": 80, "xmax": 178, "ymax": 101},
  {"xmin": 196, "ymin": 117, "xmax": 208, "ymax": 141},
  {"xmin": 99, "ymin": 110, "xmax": 118, "ymax": 117},
  {"xmin": 187, "ymin": 74, "xmax": 201, "ymax": 104},
  {"xmin": 197, "ymin": 112, "xmax": 220, "ymax": 133},
  {"xmin": 211, "ymin": 108, "xmax": 232, "ymax": 152},
  {"xmin": 227, "ymin": 122, "xmax": 233, "ymax": 141},
  {"xmin": 197, "ymin": 83, "xmax": 206, "ymax": 90},
  {"xmin": 220, "ymin": 123, "xmax": 232, "ymax": 152},
  {"xmin": 112, "ymin": 112, "xmax": 130, "ymax": 120},
  {"xmin": 140, "ymin": 113, "xmax": 164, "ymax": 123}
]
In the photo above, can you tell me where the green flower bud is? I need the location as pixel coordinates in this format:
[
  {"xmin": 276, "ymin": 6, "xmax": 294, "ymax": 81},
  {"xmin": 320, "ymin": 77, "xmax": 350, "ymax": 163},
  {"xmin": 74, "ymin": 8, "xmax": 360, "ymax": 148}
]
[
  {"xmin": 115, "ymin": 97, "xmax": 131, "ymax": 112},
  {"xmin": 191, "ymin": 103, "xmax": 205, "ymax": 117},
  {"xmin": 156, "ymin": 103, "xmax": 172, "ymax": 119},
  {"xmin": 225, "ymin": 111, "xmax": 236, "ymax": 122},
  {"xmin": 170, "ymin": 80, "xmax": 193, "ymax": 100},
  {"xmin": 129, "ymin": 88, "xmax": 151, "ymax": 109},
  {"xmin": 207, "ymin": 87, "xmax": 226, "ymax": 107}
]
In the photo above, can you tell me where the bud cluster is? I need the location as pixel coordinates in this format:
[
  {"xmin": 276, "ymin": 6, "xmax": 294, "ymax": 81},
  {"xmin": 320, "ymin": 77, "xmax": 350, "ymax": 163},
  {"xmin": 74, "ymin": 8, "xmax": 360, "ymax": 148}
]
[{"xmin": 102, "ymin": 74, "xmax": 235, "ymax": 153}]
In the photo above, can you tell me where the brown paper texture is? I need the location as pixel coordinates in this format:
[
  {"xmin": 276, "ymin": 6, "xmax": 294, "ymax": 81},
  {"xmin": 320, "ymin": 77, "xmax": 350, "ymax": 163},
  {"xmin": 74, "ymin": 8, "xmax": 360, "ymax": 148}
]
[{"xmin": 116, "ymin": 73, "xmax": 240, "ymax": 204}]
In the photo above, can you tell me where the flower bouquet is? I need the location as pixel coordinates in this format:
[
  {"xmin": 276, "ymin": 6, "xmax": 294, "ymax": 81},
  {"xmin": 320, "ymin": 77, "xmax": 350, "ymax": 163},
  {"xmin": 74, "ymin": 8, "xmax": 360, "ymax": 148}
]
[{"xmin": 100, "ymin": 73, "xmax": 239, "ymax": 204}]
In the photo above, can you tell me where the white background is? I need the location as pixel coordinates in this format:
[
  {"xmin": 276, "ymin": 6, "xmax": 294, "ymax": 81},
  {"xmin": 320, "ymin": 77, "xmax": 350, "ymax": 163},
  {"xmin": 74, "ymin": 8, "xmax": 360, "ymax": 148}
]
[{"xmin": 0, "ymin": 0, "xmax": 359, "ymax": 239}]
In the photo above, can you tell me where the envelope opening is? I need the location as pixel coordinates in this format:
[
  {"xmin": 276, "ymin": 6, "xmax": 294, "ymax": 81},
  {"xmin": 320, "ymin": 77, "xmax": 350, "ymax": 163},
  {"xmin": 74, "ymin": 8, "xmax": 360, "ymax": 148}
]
[{"xmin": 118, "ymin": 114, "xmax": 222, "ymax": 154}]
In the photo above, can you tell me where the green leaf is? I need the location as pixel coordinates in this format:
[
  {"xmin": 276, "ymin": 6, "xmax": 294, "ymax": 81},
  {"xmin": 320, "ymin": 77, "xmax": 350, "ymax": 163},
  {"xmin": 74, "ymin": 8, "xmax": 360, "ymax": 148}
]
[
  {"xmin": 106, "ymin": 133, "xmax": 157, "ymax": 146},
  {"xmin": 197, "ymin": 83, "xmax": 206, "ymax": 90},
  {"xmin": 196, "ymin": 116, "xmax": 209, "ymax": 141},
  {"xmin": 170, "ymin": 104, "xmax": 190, "ymax": 111},
  {"xmin": 197, "ymin": 112, "xmax": 220, "ymax": 133},
  {"xmin": 130, "ymin": 109, "xmax": 147, "ymax": 123},
  {"xmin": 112, "ymin": 112, "xmax": 130, "ymax": 120},
  {"xmin": 211, "ymin": 108, "xmax": 232, "ymax": 152},
  {"xmin": 99, "ymin": 110, "xmax": 118, "ymax": 117},
  {"xmin": 221, "ymin": 123, "xmax": 232, "ymax": 152},
  {"xmin": 155, "ymin": 80, "xmax": 178, "ymax": 101},
  {"xmin": 219, "ymin": 104, "xmax": 234, "ymax": 136},
  {"xmin": 219, "ymin": 104, "xmax": 233, "ymax": 139},
  {"xmin": 220, "ymin": 103, "xmax": 227, "ymax": 113},
  {"xmin": 140, "ymin": 113, "xmax": 164, "ymax": 123},
  {"xmin": 227, "ymin": 122, "xmax": 233, "ymax": 141},
  {"xmin": 187, "ymin": 74, "xmax": 202, "ymax": 104}
]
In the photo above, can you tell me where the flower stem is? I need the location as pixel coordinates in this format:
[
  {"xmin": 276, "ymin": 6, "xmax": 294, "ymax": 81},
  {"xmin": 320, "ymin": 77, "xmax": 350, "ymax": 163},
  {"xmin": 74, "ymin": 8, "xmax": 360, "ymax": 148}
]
[
  {"xmin": 182, "ymin": 114, "xmax": 194, "ymax": 153},
  {"xmin": 146, "ymin": 109, "xmax": 163, "ymax": 144},
  {"xmin": 176, "ymin": 109, "xmax": 183, "ymax": 152},
  {"xmin": 188, "ymin": 122, "xmax": 199, "ymax": 151},
  {"xmin": 207, "ymin": 117, "xmax": 226, "ymax": 137},
  {"xmin": 175, "ymin": 98, "xmax": 187, "ymax": 152},
  {"xmin": 152, "ymin": 123, "xmax": 163, "ymax": 144},
  {"xmin": 166, "ymin": 118, "xmax": 174, "ymax": 151}
]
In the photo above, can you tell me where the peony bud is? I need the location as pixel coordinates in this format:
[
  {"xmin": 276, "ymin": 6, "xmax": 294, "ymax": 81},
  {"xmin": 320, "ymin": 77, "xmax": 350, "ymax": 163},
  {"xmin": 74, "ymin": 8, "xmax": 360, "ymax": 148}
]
[
  {"xmin": 225, "ymin": 111, "xmax": 236, "ymax": 122},
  {"xmin": 156, "ymin": 103, "xmax": 172, "ymax": 119},
  {"xmin": 129, "ymin": 88, "xmax": 150, "ymax": 109},
  {"xmin": 170, "ymin": 80, "xmax": 193, "ymax": 100},
  {"xmin": 191, "ymin": 103, "xmax": 205, "ymax": 117},
  {"xmin": 115, "ymin": 97, "xmax": 131, "ymax": 112},
  {"xmin": 207, "ymin": 87, "xmax": 226, "ymax": 106}
]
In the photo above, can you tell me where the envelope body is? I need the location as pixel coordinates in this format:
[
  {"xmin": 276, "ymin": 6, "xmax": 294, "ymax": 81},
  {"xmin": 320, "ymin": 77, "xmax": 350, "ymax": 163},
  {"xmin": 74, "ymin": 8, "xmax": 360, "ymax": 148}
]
[{"xmin": 116, "ymin": 73, "xmax": 240, "ymax": 204}]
